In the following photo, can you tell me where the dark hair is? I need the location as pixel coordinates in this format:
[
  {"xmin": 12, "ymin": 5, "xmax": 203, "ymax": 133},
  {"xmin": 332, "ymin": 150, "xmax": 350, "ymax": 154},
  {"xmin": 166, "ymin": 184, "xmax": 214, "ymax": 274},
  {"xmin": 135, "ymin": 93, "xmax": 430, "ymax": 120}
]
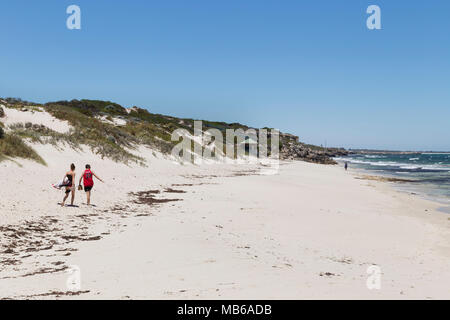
[
  {"xmin": 70, "ymin": 163, "xmax": 75, "ymax": 170},
  {"xmin": 86, "ymin": 164, "xmax": 91, "ymax": 169}
]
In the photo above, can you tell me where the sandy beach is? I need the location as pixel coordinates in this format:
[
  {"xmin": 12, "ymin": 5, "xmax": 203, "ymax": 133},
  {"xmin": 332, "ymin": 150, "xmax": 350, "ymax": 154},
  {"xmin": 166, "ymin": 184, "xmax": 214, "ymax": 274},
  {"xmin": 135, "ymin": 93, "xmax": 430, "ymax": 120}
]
[
  {"xmin": 2, "ymin": 0, "xmax": 450, "ymax": 304},
  {"xmin": 1, "ymin": 140, "xmax": 449, "ymax": 299}
]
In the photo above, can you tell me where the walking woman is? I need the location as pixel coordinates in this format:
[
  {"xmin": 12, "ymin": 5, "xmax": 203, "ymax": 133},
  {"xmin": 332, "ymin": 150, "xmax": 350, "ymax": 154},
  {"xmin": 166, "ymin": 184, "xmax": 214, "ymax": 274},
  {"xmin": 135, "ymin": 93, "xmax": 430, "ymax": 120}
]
[{"xmin": 62, "ymin": 163, "xmax": 76, "ymax": 207}]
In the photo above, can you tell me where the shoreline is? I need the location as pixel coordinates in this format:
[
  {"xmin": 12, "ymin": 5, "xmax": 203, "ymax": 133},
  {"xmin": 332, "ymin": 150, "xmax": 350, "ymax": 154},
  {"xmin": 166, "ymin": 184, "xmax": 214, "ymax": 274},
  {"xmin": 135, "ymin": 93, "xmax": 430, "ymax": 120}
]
[{"xmin": 335, "ymin": 159, "xmax": 450, "ymax": 208}]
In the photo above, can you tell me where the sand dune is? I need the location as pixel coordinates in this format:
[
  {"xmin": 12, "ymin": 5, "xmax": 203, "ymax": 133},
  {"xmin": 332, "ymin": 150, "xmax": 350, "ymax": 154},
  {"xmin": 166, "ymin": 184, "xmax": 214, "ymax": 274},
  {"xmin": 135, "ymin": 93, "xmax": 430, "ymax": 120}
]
[{"xmin": 0, "ymin": 106, "xmax": 72, "ymax": 134}]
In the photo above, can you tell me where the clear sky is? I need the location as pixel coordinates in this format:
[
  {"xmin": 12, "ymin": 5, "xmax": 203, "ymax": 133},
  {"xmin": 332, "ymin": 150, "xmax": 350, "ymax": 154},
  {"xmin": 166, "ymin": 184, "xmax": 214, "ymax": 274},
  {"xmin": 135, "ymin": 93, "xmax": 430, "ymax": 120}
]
[{"xmin": 1, "ymin": 0, "xmax": 449, "ymax": 151}]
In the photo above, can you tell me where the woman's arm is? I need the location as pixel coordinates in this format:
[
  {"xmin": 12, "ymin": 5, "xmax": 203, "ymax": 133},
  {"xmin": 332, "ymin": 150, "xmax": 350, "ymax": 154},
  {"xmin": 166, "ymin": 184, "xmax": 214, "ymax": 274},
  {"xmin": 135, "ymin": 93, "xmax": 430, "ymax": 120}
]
[{"xmin": 93, "ymin": 171, "xmax": 104, "ymax": 183}]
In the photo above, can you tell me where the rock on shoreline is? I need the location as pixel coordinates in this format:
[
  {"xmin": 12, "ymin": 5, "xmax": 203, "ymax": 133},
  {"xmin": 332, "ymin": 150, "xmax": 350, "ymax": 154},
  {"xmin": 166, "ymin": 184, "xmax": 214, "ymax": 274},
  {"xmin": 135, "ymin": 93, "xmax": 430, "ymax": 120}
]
[{"xmin": 280, "ymin": 134, "xmax": 348, "ymax": 164}]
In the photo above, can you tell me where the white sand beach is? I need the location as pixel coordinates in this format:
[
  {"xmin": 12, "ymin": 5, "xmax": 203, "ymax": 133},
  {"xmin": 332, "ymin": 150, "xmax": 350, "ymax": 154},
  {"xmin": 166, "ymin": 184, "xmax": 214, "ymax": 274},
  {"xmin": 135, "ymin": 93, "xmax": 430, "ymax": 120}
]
[
  {"xmin": 2, "ymin": 0, "xmax": 449, "ymax": 303},
  {"xmin": 0, "ymin": 137, "xmax": 449, "ymax": 299}
]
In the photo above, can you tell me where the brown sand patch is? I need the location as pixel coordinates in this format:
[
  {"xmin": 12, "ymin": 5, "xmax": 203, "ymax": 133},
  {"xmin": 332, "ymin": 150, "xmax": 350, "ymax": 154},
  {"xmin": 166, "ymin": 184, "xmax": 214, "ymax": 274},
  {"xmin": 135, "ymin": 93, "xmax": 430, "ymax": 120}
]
[
  {"xmin": 164, "ymin": 188, "xmax": 187, "ymax": 194},
  {"xmin": 128, "ymin": 190, "xmax": 182, "ymax": 206},
  {"xmin": 3, "ymin": 290, "xmax": 91, "ymax": 300}
]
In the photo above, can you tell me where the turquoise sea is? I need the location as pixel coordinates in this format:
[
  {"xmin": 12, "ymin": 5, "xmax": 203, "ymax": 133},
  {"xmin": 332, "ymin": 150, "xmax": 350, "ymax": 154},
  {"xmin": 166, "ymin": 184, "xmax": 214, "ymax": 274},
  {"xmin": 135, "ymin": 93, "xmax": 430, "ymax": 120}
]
[{"xmin": 335, "ymin": 153, "xmax": 450, "ymax": 206}]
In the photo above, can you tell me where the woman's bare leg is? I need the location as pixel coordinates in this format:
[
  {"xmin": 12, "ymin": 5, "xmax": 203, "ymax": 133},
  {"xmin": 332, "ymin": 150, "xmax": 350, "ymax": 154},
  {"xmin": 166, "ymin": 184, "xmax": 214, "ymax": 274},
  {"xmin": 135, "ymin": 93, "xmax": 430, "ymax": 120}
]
[
  {"xmin": 62, "ymin": 191, "xmax": 69, "ymax": 207},
  {"xmin": 70, "ymin": 189, "xmax": 75, "ymax": 206},
  {"xmin": 86, "ymin": 191, "xmax": 91, "ymax": 205}
]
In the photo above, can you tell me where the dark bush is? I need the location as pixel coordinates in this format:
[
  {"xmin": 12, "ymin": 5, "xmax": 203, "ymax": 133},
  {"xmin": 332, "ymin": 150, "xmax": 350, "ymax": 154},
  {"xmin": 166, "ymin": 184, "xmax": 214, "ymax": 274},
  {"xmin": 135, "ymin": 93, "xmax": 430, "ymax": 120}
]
[{"xmin": 0, "ymin": 127, "xmax": 4, "ymax": 139}]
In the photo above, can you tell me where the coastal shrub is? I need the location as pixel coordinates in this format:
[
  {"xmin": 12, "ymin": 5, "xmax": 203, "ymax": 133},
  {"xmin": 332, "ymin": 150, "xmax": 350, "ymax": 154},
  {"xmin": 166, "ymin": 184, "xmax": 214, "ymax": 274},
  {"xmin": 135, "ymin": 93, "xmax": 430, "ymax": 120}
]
[
  {"xmin": 0, "ymin": 106, "xmax": 4, "ymax": 118},
  {"xmin": 8, "ymin": 97, "xmax": 336, "ymax": 164},
  {"xmin": 9, "ymin": 123, "xmax": 79, "ymax": 149},
  {"xmin": 0, "ymin": 127, "xmax": 4, "ymax": 139},
  {"xmin": 0, "ymin": 133, "xmax": 46, "ymax": 165},
  {"xmin": 45, "ymin": 99, "xmax": 127, "ymax": 117},
  {"xmin": 2, "ymin": 97, "xmax": 38, "ymax": 106},
  {"xmin": 40, "ymin": 104, "xmax": 144, "ymax": 164}
]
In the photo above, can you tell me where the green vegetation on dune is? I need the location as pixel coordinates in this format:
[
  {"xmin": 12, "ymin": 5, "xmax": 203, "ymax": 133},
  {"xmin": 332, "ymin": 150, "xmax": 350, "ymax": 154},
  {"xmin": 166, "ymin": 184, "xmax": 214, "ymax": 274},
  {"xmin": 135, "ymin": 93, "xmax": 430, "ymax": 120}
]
[
  {"xmin": 0, "ymin": 98, "xmax": 346, "ymax": 165},
  {"xmin": 1, "ymin": 104, "xmax": 45, "ymax": 164},
  {"xmin": 37, "ymin": 104, "xmax": 144, "ymax": 164},
  {"xmin": 0, "ymin": 133, "xmax": 46, "ymax": 165},
  {"xmin": 45, "ymin": 103, "xmax": 173, "ymax": 161},
  {"xmin": 8, "ymin": 123, "xmax": 79, "ymax": 149},
  {"xmin": 46, "ymin": 99, "xmax": 127, "ymax": 117}
]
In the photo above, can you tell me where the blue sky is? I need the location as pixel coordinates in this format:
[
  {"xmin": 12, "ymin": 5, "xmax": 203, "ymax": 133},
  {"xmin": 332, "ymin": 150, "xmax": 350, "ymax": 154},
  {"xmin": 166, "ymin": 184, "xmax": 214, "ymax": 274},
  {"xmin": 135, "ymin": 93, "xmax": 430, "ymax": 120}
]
[{"xmin": 1, "ymin": 0, "xmax": 449, "ymax": 151}]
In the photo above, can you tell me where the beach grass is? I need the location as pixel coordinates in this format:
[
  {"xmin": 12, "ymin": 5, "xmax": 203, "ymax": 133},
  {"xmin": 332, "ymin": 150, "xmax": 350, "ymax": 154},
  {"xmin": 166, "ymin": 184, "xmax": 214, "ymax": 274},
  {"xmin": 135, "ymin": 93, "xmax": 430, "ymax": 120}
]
[
  {"xmin": 44, "ymin": 104, "xmax": 145, "ymax": 164},
  {"xmin": 0, "ymin": 133, "xmax": 46, "ymax": 165},
  {"xmin": 1, "ymin": 98, "xmax": 340, "ymax": 165}
]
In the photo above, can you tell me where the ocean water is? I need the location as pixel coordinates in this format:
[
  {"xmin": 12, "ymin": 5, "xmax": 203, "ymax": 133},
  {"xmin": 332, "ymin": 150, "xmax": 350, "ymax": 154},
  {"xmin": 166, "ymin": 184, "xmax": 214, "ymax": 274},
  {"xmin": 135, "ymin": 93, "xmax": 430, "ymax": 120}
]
[{"xmin": 334, "ymin": 153, "xmax": 450, "ymax": 205}]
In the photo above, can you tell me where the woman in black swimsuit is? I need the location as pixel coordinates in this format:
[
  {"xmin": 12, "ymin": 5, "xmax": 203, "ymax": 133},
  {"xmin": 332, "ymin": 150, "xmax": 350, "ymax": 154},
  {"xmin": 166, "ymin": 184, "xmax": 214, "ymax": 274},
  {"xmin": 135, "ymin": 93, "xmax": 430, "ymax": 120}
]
[{"xmin": 62, "ymin": 163, "xmax": 76, "ymax": 207}]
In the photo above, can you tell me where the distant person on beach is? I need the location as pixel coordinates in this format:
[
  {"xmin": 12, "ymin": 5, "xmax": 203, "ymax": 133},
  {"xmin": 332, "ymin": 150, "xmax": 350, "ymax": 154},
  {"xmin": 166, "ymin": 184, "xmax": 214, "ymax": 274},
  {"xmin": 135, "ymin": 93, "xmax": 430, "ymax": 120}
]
[
  {"xmin": 79, "ymin": 164, "xmax": 104, "ymax": 206},
  {"xmin": 345, "ymin": 162, "xmax": 348, "ymax": 171},
  {"xmin": 61, "ymin": 163, "xmax": 76, "ymax": 207}
]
